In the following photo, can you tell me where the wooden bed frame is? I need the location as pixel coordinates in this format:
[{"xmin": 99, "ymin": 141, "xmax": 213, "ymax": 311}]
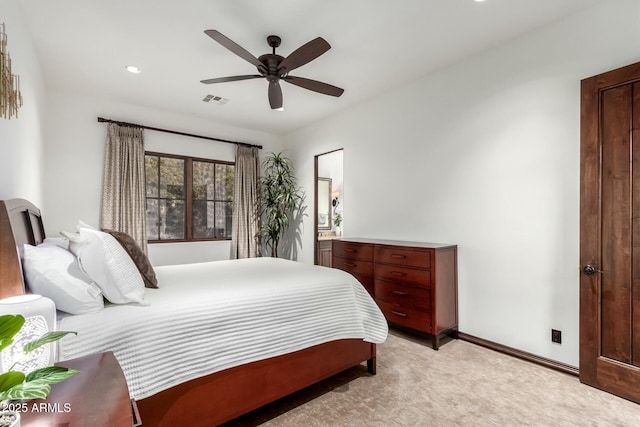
[{"xmin": 0, "ymin": 199, "xmax": 377, "ymax": 426}]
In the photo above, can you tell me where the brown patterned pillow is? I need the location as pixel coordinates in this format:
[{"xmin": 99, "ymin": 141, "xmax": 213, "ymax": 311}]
[{"xmin": 102, "ymin": 229, "xmax": 158, "ymax": 289}]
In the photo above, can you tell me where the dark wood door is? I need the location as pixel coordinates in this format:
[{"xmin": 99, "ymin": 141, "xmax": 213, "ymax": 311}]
[{"xmin": 580, "ymin": 62, "xmax": 640, "ymax": 402}]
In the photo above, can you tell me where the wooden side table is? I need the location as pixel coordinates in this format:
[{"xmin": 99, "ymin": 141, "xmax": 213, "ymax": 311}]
[{"xmin": 20, "ymin": 351, "xmax": 138, "ymax": 426}]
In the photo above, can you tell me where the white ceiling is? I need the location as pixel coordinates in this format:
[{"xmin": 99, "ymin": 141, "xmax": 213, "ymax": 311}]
[{"xmin": 19, "ymin": 0, "xmax": 603, "ymax": 135}]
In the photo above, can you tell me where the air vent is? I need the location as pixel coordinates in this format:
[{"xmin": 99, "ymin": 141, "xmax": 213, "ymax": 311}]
[{"xmin": 202, "ymin": 94, "xmax": 229, "ymax": 105}]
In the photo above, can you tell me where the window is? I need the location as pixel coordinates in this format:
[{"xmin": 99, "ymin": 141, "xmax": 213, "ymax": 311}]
[{"xmin": 145, "ymin": 152, "xmax": 234, "ymax": 242}]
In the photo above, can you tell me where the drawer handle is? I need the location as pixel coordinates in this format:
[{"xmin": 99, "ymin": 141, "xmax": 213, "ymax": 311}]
[
  {"xmin": 390, "ymin": 271, "xmax": 407, "ymax": 277},
  {"xmin": 391, "ymin": 254, "xmax": 406, "ymax": 259},
  {"xmin": 391, "ymin": 310, "xmax": 407, "ymax": 317},
  {"xmin": 345, "ymin": 262, "xmax": 357, "ymax": 268},
  {"xmin": 345, "ymin": 249, "xmax": 356, "ymax": 253},
  {"xmin": 391, "ymin": 290, "xmax": 408, "ymax": 296}
]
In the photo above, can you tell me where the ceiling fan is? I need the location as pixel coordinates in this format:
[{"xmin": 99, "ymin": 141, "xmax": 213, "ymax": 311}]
[{"xmin": 201, "ymin": 30, "xmax": 344, "ymax": 110}]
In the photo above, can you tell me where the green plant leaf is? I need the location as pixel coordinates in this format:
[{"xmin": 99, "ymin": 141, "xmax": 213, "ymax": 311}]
[
  {"xmin": 0, "ymin": 371, "xmax": 25, "ymax": 393},
  {"xmin": 25, "ymin": 366, "xmax": 79, "ymax": 385},
  {"xmin": 0, "ymin": 381, "xmax": 51, "ymax": 401},
  {"xmin": 0, "ymin": 315, "xmax": 25, "ymax": 353},
  {"xmin": 23, "ymin": 331, "xmax": 77, "ymax": 353}
]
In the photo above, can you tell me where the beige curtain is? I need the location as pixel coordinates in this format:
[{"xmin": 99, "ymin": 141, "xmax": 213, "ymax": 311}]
[
  {"xmin": 100, "ymin": 123, "xmax": 147, "ymax": 253},
  {"xmin": 230, "ymin": 145, "xmax": 259, "ymax": 259}
]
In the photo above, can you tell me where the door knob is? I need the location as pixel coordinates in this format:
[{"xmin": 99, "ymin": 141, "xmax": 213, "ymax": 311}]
[{"xmin": 583, "ymin": 265, "xmax": 603, "ymax": 275}]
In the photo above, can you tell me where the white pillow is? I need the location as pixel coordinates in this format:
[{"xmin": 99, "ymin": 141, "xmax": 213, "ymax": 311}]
[
  {"xmin": 60, "ymin": 229, "xmax": 88, "ymax": 255},
  {"xmin": 23, "ymin": 244, "xmax": 104, "ymax": 314},
  {"xmin": 72, "ymin": 227, "xmax": 148, "ymax": 306},
  {"xmin": 41, "ymin": 237, "xmax": 70, "ymax": 250},
  {"xmin": 58, "ymin": 220, "xmax": 96, "ymax": 253}
]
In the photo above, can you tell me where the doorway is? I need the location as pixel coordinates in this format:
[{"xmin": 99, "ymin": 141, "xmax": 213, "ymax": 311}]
[
  {"xmin": 580, "ymin": 61, "xmax": 640, "ymax": 402},
  {"xmin": 314, "ymin": 149, "xmax": 343, "ymax": 266}
]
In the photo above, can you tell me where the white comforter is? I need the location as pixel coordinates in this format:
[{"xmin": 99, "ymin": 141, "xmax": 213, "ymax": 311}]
[{"xmin": 57, "ymin": 257, "xmax": 388, "ymax": 400}]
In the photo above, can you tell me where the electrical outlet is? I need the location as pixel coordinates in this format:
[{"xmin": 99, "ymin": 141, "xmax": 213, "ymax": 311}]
[{"xmin": 551, "ymin": 329, "xmax": 562, "ymax": 344}]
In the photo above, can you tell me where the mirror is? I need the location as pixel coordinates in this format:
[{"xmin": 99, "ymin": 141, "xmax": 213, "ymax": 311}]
[
  {"xmin": 314, "ymin": 149, "xmax": 343, "ymax": 266},
  {"xmin": 317, "ymin": 177, "xmax": 332, "ymax": 230}
]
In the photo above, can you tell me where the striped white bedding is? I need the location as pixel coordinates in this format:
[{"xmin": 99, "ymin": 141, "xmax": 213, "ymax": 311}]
[{"xmin": 56, "ymin": 257, "xmax": 388, "ymax": 400}]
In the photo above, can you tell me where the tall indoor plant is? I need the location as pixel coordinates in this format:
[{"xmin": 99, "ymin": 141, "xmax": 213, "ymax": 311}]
[{"xmin": 257, "ymin": 152, "xmax": 305, "ymax": 257}]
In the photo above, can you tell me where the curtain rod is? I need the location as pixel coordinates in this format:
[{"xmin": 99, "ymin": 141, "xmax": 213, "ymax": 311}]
[{"xmin": 97, "ymin": 117, "xmax": 262, "ymax": 150}]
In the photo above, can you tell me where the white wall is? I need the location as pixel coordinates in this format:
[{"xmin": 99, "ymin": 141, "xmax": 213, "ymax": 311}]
[
  {"xmin": 0, "ymin": 0, "xmax": 46, "ymax": 204},
  {"xmin": 43, "ymin": 90, "xmax": 282, "ymax": 266},
  {"xmin": 283, "ymin": 0, "xmax": 640, "ymax": 367}
]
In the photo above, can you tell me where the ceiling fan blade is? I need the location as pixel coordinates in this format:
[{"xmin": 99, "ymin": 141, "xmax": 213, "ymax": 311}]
[
  {"xmin": 200, "ymin": 75, "xmax": 262, "ymax": 84},
  {"xmin": 284, "ymin": 76, "xmax": 344, "ymax": 97},
  {"xmin": 277, "ymin": 37, "xmax": 331, "ymax": 73},
  {"xmin": 204, "ymin": 30, "xmax": 266, "ymax": 72},
  {"xmin": 268, "ymin": 81, "xmax": 283, "ymax": 110}
]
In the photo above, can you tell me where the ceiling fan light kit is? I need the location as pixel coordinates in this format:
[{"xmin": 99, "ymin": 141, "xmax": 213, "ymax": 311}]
[{"xmin": 201, "ymin": 30, "xmax": 344, "ymax": 110}]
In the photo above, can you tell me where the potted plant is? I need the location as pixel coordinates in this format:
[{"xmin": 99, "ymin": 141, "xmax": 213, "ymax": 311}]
[
  {"xmin": 0, "ymin": 314, "xmax": 77, "ymax": 427},
  {"xmin": 334, "ymin": 211, "xmax": 342, "ymax": 236},
  {"xmin": 257, "ymin": 152, "xmax": 306, "ymax": 257}
]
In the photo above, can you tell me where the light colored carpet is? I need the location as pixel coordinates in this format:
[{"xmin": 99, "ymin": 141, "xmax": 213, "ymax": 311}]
[{"xmin": 225, "ymin": 330, "xmax": 640, "ymax": 426}]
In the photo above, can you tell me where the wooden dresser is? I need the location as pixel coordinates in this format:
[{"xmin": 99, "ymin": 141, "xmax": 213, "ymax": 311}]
[{"xmin": 333, "ymin": 238, "xmax": 457, "ymax": 349}]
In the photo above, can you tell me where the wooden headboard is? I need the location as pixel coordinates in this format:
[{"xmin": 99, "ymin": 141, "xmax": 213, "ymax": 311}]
[{"xmin": 0, "ymin": 199, "xmax": 45, "ymax": 299}]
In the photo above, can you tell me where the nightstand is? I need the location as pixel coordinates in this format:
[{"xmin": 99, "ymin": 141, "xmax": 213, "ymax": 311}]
[{"xmin": 20, "ymin": 351, "xmax": 139, "ymax": 426}]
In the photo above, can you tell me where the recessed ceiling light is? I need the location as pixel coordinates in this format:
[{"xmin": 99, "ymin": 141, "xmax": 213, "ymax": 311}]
[
  {"xmin": 474, "ymin": 0, "xmax": 486, "ymax": 2},
  {"xmin": 125, "ymin": 65, "xmax": 141, "ymax": 74}
]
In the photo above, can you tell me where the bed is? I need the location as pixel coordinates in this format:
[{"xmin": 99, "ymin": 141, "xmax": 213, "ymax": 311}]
[{"xmin": 0, "ymin": 198, "xmax": 387, "ymax": 426}]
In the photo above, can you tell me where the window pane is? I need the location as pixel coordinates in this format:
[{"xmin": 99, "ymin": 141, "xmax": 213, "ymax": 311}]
[
  {"xmin": 215, "ymin": 201, "xmax": 233, "ymax": 238},
  {"xmin": 159, "ymin": 199, "xmax": 185, "ymax": 240},
  {"xmin": 160, "ymin": 158, "xmax": 184, "ymax": 199},
  {"xmin": 215, "ymin": 164, "xmax": 234, "ymax": 201},
  {"xmin": 193, "ymin": 161, "xmax": 214, "ymax": 201},
  {"xmin": 145, "ymin": 152, "xmax": 234, "ymax": 242},
  {"xmin": 145, "ymin": 156, "xmax": 159, "ymax": 198},
  {"xmin": 225, "ymin": 201, "xmax": 233, "ymax": 238},
  {"xmin": 193, "ymin": 200, "xmax": 215, "ymax": 239},
  {"xmin": 193, "ymin": 183, "xmax": 207, "ymax": 201},
  {"xmin": 146, "ymin": 198, "xmax": 159, "ymax": 241}
]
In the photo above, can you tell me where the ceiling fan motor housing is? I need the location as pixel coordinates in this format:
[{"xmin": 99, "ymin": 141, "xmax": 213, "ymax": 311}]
[{"xmin": 258, "ymin": 54, "xmax": 286, "ymax": 81}]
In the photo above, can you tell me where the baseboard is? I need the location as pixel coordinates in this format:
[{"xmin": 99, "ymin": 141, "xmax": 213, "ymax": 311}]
[{"xmin": 457, "ymin": 332, "xmax": 579, "ymax": 377}]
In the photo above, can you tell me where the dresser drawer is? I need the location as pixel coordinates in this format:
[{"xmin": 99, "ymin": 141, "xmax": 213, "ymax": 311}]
[
  {"xmin": 375, "ymin": 263, "xmax": 431, "ymax": 287},
  {"xmin": 375, "ymin": 279, "xmax": 431, "ymax": 311},
  {"xmin": 334, "ymin": 257, "xmax": 373, "ymax": 277},
  {"xmin": 377, "ymin": 299, "xmax": 432, "ymax": 333},
  {"xmin": 333, "ymin": 241, "xmax": 374, "ymax": 261},
  {"xmin": 375, "ymin": 246, "xmax": 431, "ymax": 268}
]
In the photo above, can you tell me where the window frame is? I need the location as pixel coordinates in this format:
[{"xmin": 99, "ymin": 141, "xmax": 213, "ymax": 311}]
[{"xmin": 145, "ymin": 151, "xmax": 235, "ymax": 243}]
